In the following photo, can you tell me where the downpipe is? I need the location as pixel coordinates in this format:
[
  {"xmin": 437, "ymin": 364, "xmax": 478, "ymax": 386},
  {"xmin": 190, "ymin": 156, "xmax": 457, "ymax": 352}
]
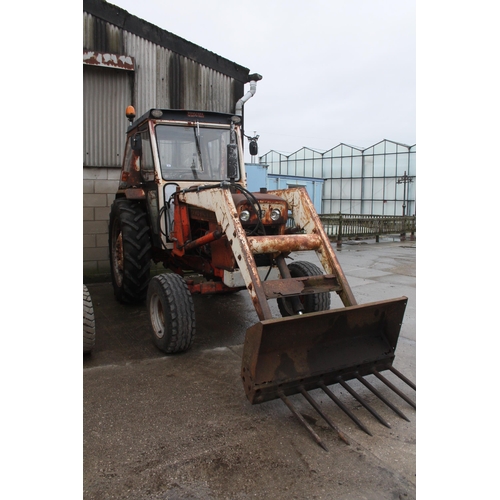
[{"xmin": 235, "ymin": 73, "xmax": 262, "ymax": 116}]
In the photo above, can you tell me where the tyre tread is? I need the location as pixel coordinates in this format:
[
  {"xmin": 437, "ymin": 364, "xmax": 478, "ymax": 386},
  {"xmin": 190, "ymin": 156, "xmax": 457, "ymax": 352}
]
[
  {"xmin": 109, "ymin": 200, "xmax": 152, "ymax": 303},
  {"xmin": 83, "ymin": 285, "xmax": 96, "ymax": 353},
  {"xmin": 147, "ymin": 274, "xmax": 196, "ymax": 354},
  {"xmin": 277, "ymin": 260, "xmax": 331, "ymax": 316}
]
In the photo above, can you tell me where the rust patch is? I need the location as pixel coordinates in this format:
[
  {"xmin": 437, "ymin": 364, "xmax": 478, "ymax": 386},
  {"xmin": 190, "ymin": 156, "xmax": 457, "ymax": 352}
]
[
  {"xmin": 83, "ymin": 51, "xmax": 135, "ymax": 71},
  {"xmin": 247, "ymin": 234, "xmax": 322, "ymax": 254}
]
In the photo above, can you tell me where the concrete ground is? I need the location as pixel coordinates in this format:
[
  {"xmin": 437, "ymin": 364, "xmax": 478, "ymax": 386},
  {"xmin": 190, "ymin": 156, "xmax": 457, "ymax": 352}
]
[{"xmin": 83, "ymin": 239, "xmax": 416, "ymax": 500}]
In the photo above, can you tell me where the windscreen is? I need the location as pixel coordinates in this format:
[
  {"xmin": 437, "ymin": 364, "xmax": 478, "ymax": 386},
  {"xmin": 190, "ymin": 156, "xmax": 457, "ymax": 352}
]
[{"xmin": 155, "ymin": 124, "xmax": 238, "ymax": 182}]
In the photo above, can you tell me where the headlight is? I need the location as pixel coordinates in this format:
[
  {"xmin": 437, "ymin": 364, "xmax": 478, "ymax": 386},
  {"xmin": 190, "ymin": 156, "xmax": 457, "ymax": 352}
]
[
  {"xmin": 270, "ymin": 208, "xmax": 281, "ymax": 221},
  {"xmin": 240, "ymin": 210, "xmax": 250, "ymax": 222}
]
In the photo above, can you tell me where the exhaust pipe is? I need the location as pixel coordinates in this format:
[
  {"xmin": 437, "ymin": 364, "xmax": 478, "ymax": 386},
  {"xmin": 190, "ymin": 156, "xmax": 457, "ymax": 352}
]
[{"xmin": 235, "ymin": 73, "xmax": 262, "ymax": 116}]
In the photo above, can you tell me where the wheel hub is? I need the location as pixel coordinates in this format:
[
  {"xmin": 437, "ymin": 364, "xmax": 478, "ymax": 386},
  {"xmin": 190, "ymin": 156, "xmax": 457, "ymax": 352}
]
[{"xmin": 150, "ymin": 293, "xmax": 165, "ymax": 339}]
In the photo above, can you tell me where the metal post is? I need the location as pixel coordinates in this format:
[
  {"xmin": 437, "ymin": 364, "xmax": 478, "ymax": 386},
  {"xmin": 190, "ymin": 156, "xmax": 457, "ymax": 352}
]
[
  {"xmin": 336, "ymin": 212, "xmax": 343, "ymax": 248},
  {"xmin": 397, "ymin": 171, "xmax": 414, "ymax": 241}
]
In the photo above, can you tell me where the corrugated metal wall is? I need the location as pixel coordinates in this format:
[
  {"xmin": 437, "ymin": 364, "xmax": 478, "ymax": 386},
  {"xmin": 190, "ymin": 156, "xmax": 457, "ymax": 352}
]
[
  {"xmin": 83, "ymin": 1, "xmax": 249, "ymax": 279},
  {"xmin": 83, "ymin": 9, "xmax": 245, "ymax": 168},
  {"xmin": 83, "ymin": 65, "xmax": 132, "ymax": 167}
]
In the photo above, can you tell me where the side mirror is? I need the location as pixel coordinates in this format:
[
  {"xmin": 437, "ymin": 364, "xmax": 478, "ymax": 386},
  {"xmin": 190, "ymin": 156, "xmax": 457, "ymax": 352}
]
[
  {"xmin": 249, "ymin": 139, "xmax": 258, "ymax": 157},
  {"xmin": 227, "ymin": 144, "xmax": 238, "ymax": 180},
  {"xmin": 131, "ymin": 134, "xmax": 142, "ymax": 152}
]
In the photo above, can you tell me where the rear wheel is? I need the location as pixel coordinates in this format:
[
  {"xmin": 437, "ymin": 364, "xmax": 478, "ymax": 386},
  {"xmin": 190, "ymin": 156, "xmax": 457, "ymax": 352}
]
[
  {"xmin": 109, "ymin": 200, "xmax": 152, "ymax": 303},
  {"xmin": 147, "ymin": 273, "xmax": 196, "ymax": 354},
  {"xmin": 277, "ymin": 261, "xmax": 331, "ymax": 317},
  {"xmin": 83, "ymin": 285, "xmax": 95, "ymax": 354}
]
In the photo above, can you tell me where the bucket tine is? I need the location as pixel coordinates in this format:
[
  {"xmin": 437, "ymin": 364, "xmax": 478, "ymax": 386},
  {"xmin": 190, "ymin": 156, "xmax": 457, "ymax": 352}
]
[
  {"xmin": 389, "ymin": 366, "xmax": 416, "ymax": 391},
  {"xmin": 298, "ymin": 386, "xmax": 350, "ymax": 445},
  {"xmin": 356, "ymin": 375, "xmax": 410, "ymax": 422},
  {"xmin": 373, "ymin": 370, "xmax": 416, "ymax": 409},
  {"xmin": 318, "ymin": 381, "xmax": 372, "ymax": 436},
  {"xmin": 337, "ymin": 379, "xmax": 391, "ymax": 429},
  {"xmin": 278, "ymin": 390, "xmax": 329, "ymax": 451}
]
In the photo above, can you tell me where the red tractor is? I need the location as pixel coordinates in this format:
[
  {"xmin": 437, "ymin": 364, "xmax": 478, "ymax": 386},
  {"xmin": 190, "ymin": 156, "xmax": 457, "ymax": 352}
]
[{"xmin": 108, "ymin": 77, "xmax": 415, "ymax": 448}]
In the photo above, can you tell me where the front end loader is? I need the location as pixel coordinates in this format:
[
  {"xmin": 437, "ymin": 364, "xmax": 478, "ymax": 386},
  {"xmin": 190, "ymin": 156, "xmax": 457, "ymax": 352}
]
[{"xmin": 109, "ymin": 75, "xmax": 415, "ymax": 449}]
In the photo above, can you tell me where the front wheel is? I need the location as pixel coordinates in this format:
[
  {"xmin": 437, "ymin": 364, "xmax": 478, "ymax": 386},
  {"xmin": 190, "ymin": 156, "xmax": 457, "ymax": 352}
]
[
  {"xmin": 147, "ymin": 273, "xmax": 196, "ymax": 354},
  {"xmin": 277, "ymin": 261, "xmax": 331, "ymax": 317}
]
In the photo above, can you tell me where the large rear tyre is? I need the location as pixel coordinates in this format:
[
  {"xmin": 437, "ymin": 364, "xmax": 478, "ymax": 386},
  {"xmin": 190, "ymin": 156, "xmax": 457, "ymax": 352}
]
[
  {"xmin": 83, "ymin": 285, "xmax": 95, "ymax": 354},
  {"xmin": 109, "ymin": 200, "xmax": 152, "ymax": 303},
  {"xmin": 147, "ymin": 273, "xmax": 196, "ymax": 354},
  {"xmin": 277, "ymin": 261, "xmax": 331, "ymax": 317}
]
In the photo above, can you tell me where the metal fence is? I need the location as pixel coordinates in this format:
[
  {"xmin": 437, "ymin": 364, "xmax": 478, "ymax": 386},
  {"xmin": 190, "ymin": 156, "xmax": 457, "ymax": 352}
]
[{"xmin": 288, "ymin": 214, "xmax": 416, "ymax": 244}]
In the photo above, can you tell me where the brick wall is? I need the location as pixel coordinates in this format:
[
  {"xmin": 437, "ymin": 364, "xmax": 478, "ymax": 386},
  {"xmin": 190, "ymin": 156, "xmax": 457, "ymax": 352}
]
[{"xmin": 83, "ymin": 167, "xmax": 120, "ymax": 281}]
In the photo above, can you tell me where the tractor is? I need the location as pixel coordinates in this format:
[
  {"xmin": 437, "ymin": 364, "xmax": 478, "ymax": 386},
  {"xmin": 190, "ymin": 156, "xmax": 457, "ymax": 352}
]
[{"xmin": 108, "ymin": 75, "xmax": 415, "ymax": 449}]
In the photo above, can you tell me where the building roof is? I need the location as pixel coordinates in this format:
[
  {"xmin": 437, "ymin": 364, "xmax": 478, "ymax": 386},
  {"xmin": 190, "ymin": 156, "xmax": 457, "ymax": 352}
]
[
  {"xmin": 83, "ymin": 0, "xmax": 250, "ymax": 83},
  {"xmin": 261, "ymin": 139, "xmax": 416, "ymax": 159}
]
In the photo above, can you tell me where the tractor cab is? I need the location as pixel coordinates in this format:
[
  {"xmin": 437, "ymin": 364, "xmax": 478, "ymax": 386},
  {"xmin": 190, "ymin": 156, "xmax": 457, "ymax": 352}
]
[{"xmin": 119, "ymin": 108, "xmax": 246, "ymax": 192}]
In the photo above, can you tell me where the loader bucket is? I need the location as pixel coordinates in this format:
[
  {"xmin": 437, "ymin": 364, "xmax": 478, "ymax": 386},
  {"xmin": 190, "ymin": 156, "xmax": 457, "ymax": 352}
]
[{"xmin": 241, "ymin": 296, "xmax": 408, "ymax": 405}]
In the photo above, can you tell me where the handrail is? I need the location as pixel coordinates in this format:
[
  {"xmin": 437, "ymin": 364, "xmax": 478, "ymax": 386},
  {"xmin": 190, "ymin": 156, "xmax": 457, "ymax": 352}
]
[{"xmin": 287, "ymin": 213, "xmax": 416, "ymax": 245}]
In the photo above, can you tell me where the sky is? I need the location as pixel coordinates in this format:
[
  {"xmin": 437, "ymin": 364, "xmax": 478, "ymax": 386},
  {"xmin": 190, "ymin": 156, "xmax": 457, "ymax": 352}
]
[{"xmin": 106, "ymin": 0, "xmax": 416, "ymax": 158}]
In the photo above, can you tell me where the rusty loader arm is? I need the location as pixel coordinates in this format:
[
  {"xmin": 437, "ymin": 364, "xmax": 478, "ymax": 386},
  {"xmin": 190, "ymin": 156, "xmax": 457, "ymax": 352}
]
[{"xmin": 179, "ymin": 185, "xmax": 415, "ymax": 449}]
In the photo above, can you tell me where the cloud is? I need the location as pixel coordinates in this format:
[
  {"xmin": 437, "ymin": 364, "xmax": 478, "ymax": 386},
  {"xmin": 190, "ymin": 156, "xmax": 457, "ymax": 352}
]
[{"xmin": 109, "ymin": 0, "xmax": 415, "ymax": 156}]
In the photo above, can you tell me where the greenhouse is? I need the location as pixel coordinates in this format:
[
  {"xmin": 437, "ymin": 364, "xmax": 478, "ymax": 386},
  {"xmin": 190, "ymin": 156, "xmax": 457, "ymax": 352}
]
[{"xmin": 259, "ymin": 140, "xmax": 416, "ymax": 216}]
